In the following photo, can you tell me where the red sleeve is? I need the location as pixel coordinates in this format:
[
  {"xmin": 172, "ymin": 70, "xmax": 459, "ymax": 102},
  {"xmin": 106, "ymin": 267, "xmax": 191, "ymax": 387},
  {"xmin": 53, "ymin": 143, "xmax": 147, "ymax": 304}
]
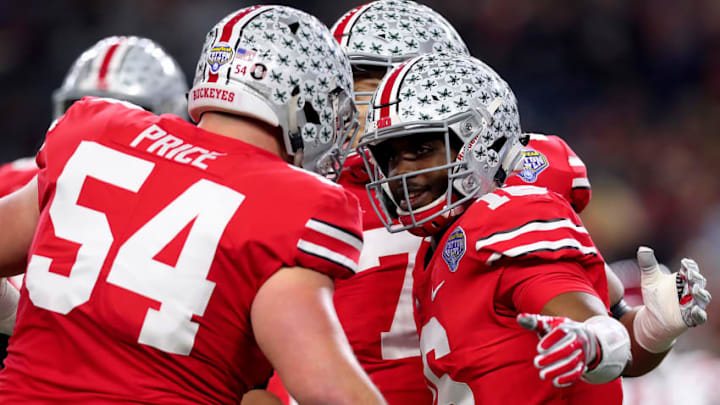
[
  {"xmin": 550, "ymin": 135, "xmax": 592, "ymax": 213},
  {"xmin": 508, "ymin": 134, "xmax": 592, "ymax": 213},
  {"xmin": 496, "ymin": 260, "xmax": 600, "ymax": 314},
  {"xmin": 292, "ymin": 185, "xmax": 364, "ymax": 280},
  {"xmin": 0, "ymin": 158, "xmax": 38, "ymax": 198}
]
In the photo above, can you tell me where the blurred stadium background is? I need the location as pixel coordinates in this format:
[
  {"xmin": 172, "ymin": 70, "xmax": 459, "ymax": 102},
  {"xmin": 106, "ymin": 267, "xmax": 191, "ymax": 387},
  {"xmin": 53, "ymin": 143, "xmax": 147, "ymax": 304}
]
[{"xmin": 1, "ymin": 0, "xmax": 718, "ymax": 402}]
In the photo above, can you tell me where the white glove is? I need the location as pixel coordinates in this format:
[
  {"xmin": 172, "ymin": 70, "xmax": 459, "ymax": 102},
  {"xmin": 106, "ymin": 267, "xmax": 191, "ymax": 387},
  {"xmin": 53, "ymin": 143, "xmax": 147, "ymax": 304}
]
[
  {"xmin": 518, "ymin": 313, "xmax": 630, "ymax": 387},
  {"xmin": 633, "ymin": 246, "xmax": 711, "ymax": 353}
]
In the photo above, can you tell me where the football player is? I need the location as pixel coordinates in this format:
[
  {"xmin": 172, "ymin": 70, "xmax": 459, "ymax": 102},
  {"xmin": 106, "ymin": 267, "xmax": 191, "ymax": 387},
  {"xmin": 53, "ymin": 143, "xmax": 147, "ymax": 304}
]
[
  {"xmin": 268, "ymin": 2, "xmax": 469, "ymax": 403},
  {"xmin": 505, "ymin": 134, "xmax": 711, "ymax": 377},
  {"xmin": 0, "ymin": 35, "xmax": 191, "ymax": 364},
  {"xmin": 0, "ymin": 6, "xmax": 385, "ymax": 404},
  {"xmin": 268, "ymin": 2, "xmax": 711, "ymax": 403},
  {"xmin": 358, "ymin": 53, "xmax": 709, "ymax": 404},
  {"xmin": 332, "ymin": 2, "xmax": 468, "ymax": 404},
  {"xmin": 0, "ymin": 35, "xmax": 189, "ymax": 200}
]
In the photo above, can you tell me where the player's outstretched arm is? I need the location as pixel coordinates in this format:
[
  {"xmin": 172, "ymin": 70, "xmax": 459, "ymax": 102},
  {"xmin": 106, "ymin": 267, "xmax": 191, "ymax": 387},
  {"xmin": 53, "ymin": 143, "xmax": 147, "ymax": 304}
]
[
  {"xmin": 251, "ymin": 266, "xmax": 386, "ymax": 405},
  {"xmin": 605, "ymin": 247, "xmax": 711, "ymax": 376},
  {"xmin": 604, "ymin": 265, "xmax": 666, "ymax": 375},
  {"xmin": 518, "ymin": 291, "xmax": 631, "ymax": 388},
  {"xmin": 0, "ymin": 176, "xmax": 38, "ymax": 277}
]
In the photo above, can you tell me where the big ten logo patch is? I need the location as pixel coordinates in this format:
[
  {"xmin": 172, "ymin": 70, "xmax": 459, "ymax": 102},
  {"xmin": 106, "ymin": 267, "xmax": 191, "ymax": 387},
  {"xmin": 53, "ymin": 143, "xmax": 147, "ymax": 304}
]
[
  {"xmin": 442, "ymin": 226, "xmax": 466, "ymax": 272},
  {"xmin": 207, "ymin": 43, "xmax": 234, "ymax": 74},
  {"xmin": 518, "ymin": 149, "xmax": 549, "ymax": 183}
]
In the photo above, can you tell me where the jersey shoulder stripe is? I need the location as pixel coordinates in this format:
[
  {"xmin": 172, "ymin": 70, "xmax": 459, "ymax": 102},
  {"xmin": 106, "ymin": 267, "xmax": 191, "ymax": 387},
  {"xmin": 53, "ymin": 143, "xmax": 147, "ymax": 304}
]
[
  {"xmin": 466, "ymin": 188, "xmax": 599, "ymax": 264},
  {"xmin": 297, "ymin": 217, "xmax": 364, "ymax": 273},
  {"xmin": 572, "ymin": 177, "xmax": 591, "ymax": 189},
  {"xmin": 475, "ymin": 218, "xmax": 589, "ymax": 251},
  {"xmin": 305, "ymin": 218, "xmax": 363, "ymax": 250},
  {"xmin": 297, "ymin": 239, "xmax": 358, "ymax": 273},
  {"xmin": 486, "ymin": 237, "xmax": 598, "ymax": 263}
]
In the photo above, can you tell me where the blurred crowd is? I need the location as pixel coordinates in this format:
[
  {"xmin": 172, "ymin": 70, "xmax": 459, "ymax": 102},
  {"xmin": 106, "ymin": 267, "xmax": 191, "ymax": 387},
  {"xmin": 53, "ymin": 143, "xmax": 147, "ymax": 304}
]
[{"xmin": 0, "ymin": 0, "xmax": 718, "ymax": 366}]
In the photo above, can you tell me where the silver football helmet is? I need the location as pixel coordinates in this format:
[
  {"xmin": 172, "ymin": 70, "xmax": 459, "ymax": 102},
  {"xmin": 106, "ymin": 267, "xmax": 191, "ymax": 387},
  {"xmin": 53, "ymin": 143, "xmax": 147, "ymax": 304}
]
[
  {"xmin": 357, "ymin": 53, "xmax": 526, "ymax": 235},
  {"xmin": 331, "ymin": 0, "xmax": 469, "ymax": 105},
  {"xmin": 332, "ymin": 0, "xmax": 468, "ymax": 70},
  {"xmin": 52, "ymin": 36, "xmax": 188, "ymax": 120},
  {"xmin": 188, "ymin": 5, "xmax": 358, "ymax": 180}
]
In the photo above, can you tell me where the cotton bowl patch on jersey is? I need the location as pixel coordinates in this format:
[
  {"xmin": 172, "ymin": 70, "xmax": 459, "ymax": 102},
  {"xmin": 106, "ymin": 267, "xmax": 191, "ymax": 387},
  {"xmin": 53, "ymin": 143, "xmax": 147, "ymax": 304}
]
[
  {"xmin": 442, "ymin": 227, "xmax": 466, "ymax": 272},
  {"xmin": 207, "ymin": 43, "xmax": 234, "ymax": 73},
  {"xmin": 517, "ymin": 148, "xmax": 549, "ymax": 183}
]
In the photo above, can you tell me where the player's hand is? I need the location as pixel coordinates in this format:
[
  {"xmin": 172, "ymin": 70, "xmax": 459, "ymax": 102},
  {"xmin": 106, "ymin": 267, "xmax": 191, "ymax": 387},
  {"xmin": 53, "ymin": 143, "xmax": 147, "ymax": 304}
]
[
  {"xmin": 675, "ymin": 256, "xmax": 711, "ymax": 327},
  {"xmin": 634, "ymin": 246, "xmax": 712, "ymax": 352},
  {"xmin": 517, "ymin": 313, "xmax": 599, "ymax": 388}
]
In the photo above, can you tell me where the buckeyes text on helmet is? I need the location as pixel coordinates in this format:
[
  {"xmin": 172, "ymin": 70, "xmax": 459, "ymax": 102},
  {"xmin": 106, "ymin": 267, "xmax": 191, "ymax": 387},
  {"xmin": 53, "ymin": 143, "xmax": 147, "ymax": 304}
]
[
  {"xmin": 357, "ymin": 53, "xmax": 526, "ymax": 235},
  {"xmin": 52, "ymin": 36, "xmax": 188, "ymax": 120},
  {"xmin": 188, "ymin": 5, "xmax": 359, "ymax": 180}
]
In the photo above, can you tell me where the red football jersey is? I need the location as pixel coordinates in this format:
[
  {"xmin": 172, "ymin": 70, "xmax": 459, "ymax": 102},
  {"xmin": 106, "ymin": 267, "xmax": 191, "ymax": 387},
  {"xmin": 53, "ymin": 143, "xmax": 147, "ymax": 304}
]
[
  {"xmin": 413, "ymin": 185, "xmax": 622, "ymax": 405},
  {"xmin": 506, "ymin": 133, "xmax": 591, "ymax": 213},
  {"xmin": 268, "ymin": 155, "xmax": 432, "ymax": 404},
  {"xmin": 0, "ymin": 97, "xmax": 363, "ymax": 404},
  {"xmin": 334, "ymin": 155, "xmax": 432, "ymax": 404},
  {"xmin": 0, "ymin": 157, "xmax": 38, "ymax": 198}
]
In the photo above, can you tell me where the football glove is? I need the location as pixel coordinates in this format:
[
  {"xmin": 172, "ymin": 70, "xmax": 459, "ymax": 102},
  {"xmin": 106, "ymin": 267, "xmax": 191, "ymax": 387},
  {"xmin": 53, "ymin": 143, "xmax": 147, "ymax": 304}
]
[
  {"xmin": 633, "ymin": 246, "xmax": 711, "ymax": 353},
  {"xmin": 518, "ymin": 313, "xmax": 630, "ymax": 388}
]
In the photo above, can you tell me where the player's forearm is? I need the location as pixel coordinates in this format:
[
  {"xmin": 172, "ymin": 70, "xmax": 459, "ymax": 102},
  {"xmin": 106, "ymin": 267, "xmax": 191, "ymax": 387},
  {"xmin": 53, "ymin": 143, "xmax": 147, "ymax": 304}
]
[
  {"xmin": 618, "ymin": 306, "xmax": 669, "ymax": 377},
  {"xmin": 252, "ymin": 267, "xmax": 387, "ymax": 405}
]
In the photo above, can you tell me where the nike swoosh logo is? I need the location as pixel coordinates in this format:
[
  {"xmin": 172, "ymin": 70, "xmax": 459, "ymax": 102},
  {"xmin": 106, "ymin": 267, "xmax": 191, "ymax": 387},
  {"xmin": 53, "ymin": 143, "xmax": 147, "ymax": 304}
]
[{"xmin": 431, "ymin": 280, "xmax": 445, "ymax": 301}]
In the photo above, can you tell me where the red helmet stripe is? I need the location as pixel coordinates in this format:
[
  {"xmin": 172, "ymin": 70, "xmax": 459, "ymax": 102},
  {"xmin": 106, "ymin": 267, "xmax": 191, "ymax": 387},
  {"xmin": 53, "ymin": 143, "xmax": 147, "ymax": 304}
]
[
  {"xmin": 332, "ymin": 4, "xmax": 366, "ymax": 44},
  {"xmin": 208, "ymin": 5, "xmax": 262, "ymax": 83},
  {"xmin": 97, "ymin": 40, "xmax": 123, "ymax": 90},
  {"xmin": 378, "ymin": 62, "xmax": 406, "ymax": 119}
]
